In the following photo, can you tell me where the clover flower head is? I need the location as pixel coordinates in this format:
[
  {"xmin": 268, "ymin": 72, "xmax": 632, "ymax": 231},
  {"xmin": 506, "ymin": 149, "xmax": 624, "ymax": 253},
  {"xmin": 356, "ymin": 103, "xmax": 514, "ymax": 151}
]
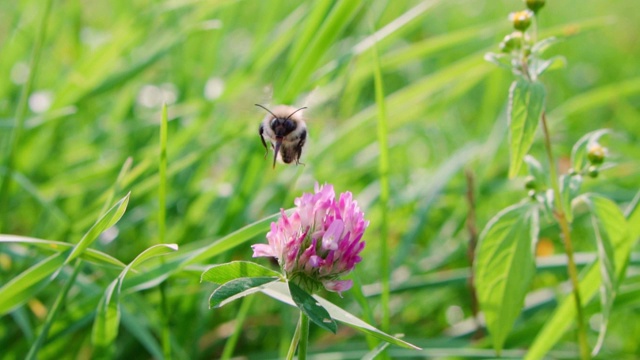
[{"xmin": 252, "ymin": 183, "xmax": 369, "ymax": 295}]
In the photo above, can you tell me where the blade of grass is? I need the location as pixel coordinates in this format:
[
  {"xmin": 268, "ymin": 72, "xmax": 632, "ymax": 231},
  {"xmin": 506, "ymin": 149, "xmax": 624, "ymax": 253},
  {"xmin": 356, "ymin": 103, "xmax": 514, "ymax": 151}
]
[
  {"xmin": 158, "ymin": 103, "xmax": 172, "ymax": 359},
  {"xmin": 0, "ymin": 0, "xmax": 53, "ymax": 231},
  {"xmin": 25, "ymin": 259, "xmax": 82, "ymax": 360},
  {"xmin": 279, "ymin": 0, "xmax": 362, "ymax": 102},
  {"xmin": 220, "ymin": 296, "xmax": 255, "ymax": 360},
  {"xmin": 371, "ymin": 32, "xmax": 390, "ymax": 333}
]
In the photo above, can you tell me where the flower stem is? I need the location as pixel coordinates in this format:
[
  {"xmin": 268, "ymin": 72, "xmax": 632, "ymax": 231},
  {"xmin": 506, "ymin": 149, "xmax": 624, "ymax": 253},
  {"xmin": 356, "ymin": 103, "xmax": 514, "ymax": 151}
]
[
  {"xmin": 541, "ymin": 112, "xmax": 590, "ymax": 360},
  {"xmin": 298, "ymin": 313, "xmax": 310, "ymax": 360},
  {"xmin": 286, "ymin": 312, "xmax": 303, "ymax": 360}
]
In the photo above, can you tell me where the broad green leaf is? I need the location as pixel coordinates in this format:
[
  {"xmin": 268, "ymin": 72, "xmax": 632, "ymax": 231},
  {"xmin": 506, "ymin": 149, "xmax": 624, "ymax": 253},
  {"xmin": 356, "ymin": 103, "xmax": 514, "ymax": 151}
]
[
  {"xmin": 65, "ymin": 193, "xmax": 130, "ymax": 266},
  {"xmin": 526, "ymin": 195, "xmax": 634, "ymax": 360},
  {"xmin": 484, "ymin": 52, "xmax": 512, "ymax": 71},
  {"xmin": 288, "ymin": 281, "xmax": 337, "ymax": 334},
  {"xmin": 530, "ymin": 55, "xmax": 566, "ymax": 77},
  {"xmin": 579, "ymin": 194, "xmax": 627, "ymax": 355},
  {"xmin": 209, "ymin": 277, "xmax": 279, "ymax": 308},
  {"xmin": 475, "ymin": 202, "xmax": 539, "ymax": 354},
  {"xmin": 261, "ymin": 281, "xmax": 420, "ymax": 350},
  {"xmin": 92, "ymin": 244, "xmax": 178, "ymax": 347},
  {"xmin": 559, "ymin": 174, "xmax": 583, "ymax": 222},
  {"xmin": 0, "ymin": 252, "xmax": 65, "ymax": 315},
  {"xmin": 531, "ymin": 36, "xmax": 562, "ymax": 55},
  {"xmin": 201, "ymin": 261, "xmax": 282, "ymax": 284},
  {"xmin": 570, "ymin": 129, "xmax": 610, "ymax": 172},
  {"xmin": 0, "ymin": 235, "xmax": 125, "ymax": 268},
  {"xmin": 507, "ymin": 79, "xmax": 546, "ymax": 178}
]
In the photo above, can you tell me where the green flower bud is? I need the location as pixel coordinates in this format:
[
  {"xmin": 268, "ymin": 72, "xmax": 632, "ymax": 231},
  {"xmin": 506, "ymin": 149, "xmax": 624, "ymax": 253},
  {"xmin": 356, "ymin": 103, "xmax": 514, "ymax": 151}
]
[
  {"xmin": 528, "ymin": 189, "xmax": 537, "ymax": 200},
  {"xmin": 588, "ymin": 165, "xmax": 599, "ymax": 178},
  {"xmin": 524, "ymin": 175, "xmax": 537, "ymax": 190},
  {"xmin": 509, "ymin": 10, "xmax": 534, "ymax": 32},
  {"xmin": 525, "ymin": 0, "xmax": 546, "ymax": 13},
  {"xmin": 587, "ymin": 143, "xmax": 606, "ymax": 165},
  {"xmin": 499, "ymin": 32, "xmax": 523, "ymax": 52}
]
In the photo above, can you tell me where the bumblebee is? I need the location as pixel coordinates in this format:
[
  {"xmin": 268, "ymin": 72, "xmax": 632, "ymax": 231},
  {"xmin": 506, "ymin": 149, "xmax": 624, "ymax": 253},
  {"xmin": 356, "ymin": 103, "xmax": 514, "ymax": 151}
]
[{"xmin": 256, "ymin": 104, "xmax": 308, "ymax": 168}]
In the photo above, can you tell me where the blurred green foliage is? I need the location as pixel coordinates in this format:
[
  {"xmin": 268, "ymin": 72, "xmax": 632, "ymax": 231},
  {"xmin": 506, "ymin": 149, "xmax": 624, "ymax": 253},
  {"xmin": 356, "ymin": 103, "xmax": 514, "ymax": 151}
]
[{"xmin": 1, "ymin": 0, "xmax": 639, "ymax": 358}]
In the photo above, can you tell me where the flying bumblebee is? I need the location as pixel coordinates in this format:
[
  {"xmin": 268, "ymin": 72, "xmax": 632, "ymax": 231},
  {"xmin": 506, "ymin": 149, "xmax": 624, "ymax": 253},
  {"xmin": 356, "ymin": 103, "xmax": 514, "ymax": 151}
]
[{"xmin": 256, "ymin": 104, "xmax": 308, "ymax": 168}]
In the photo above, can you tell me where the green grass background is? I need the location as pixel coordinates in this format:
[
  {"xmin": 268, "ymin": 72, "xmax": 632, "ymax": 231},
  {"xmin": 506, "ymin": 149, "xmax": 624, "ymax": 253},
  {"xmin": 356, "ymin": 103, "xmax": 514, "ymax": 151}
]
[{"xmin": 1, "ymin": 0, "xmax": 639, "ymax": 358}]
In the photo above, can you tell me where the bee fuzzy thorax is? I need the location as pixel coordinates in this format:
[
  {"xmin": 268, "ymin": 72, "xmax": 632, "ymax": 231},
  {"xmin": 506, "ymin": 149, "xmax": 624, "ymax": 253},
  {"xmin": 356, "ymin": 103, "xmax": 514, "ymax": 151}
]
[{"xmin": 256, "ymin": 104, "xmax": 308, "ymax": 168}]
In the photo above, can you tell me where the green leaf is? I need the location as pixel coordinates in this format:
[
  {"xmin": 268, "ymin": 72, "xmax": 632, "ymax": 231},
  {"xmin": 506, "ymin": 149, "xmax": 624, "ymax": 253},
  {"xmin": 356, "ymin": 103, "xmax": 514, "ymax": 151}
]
[
  {"xmin": 261, "ymin": 281, "xmax": 420, "ymax": 350},
  {"xmin": 288, "ymin": 281, "xmax": 337, "ymax": 334},
  {"xmin": 484, "ymin": 52, "xmax": 513, "ymax": 71},
  {"xmin": 531, "ymin": 36, "xmax": 563, "ymax": 55},
  {"xmin": 0, "ymin": 252, "xmax": 65, "ymax": 315},
  {"xmin": 579, "ymin": 194, "xmax": 627, "ymax": 355},
  {"xmin": 92, "ymin": 244, "xmax": 178, "ymax": 348},
  {"xmin": 570, "ymin": 129, "xmax": 611, "ymax": 172},
  {"xmin": 209, "ymin": 277, "xmax": 279, "ymax": 308},
  {"xmin": 526, "ymin": 195, "xmax": 633, "ymax": 360},
  {"xmin": 65, "ymin": 192, "xmax": 131, "ymax": 266},
  {"xmin": 507, "ymin": 79, "xmax": 546, "ymax": 178},
  {"xmin": 475, "ymin": 202, "xmax": 539, "ymax": 354},
  {"xmin": 530, "ymin": 55, "xmax": 566, "ymax": 77},
  {"xmin": 559, "ymin": 174, "xmax": 583, "ymax": 222},
  {"xmin": 201, "ymin": 261, "xmax": 282, "ymax": 284}
]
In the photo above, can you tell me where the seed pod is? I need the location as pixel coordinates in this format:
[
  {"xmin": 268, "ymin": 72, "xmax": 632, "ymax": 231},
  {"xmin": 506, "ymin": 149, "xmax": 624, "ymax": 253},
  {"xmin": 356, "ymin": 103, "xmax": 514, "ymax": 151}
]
[
  {"xmin": 524, "ymin": 175, "xmax": 537, "ymax": 190},
  {"xmin": 588, "ymin": 165, "xmax": 599, "ymax": 178},
  {"xmin": 500, "ymin": 32, "xmax": 523, "ymax": 52},
  {"xmin": 587, "ymin": 143, "xmax": 606, "ymax": 165},
  {"xmin": 509, "ymin": 10, "xmax": 534, "ymax": 32},
  {"xmin": 525, "ymin": 0, "xmax": 545, "ymax": 13}
]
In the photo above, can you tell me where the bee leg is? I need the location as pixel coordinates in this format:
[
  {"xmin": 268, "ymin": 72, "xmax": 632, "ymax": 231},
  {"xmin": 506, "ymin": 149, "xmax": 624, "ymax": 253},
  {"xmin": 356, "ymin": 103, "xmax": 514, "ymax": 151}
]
[
  {"xmin": 258, "ymin": 124, "xmax": 269, "ymax": 158},
  {"xmin": 295, "ymin": 129, "xmax": 306, "ymax": 166}
]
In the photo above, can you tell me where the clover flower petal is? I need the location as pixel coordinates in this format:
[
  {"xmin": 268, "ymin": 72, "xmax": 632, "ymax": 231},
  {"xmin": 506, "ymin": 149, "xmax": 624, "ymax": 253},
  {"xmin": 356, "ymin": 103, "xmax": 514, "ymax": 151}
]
[{"xmin": 252, "ymin": 183, "xmax": 368, "ymax": 294}]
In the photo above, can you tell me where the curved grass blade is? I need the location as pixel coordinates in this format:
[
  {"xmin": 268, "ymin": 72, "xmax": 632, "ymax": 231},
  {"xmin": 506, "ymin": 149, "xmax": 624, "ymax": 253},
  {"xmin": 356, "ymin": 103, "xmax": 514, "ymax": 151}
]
[
  {"xmin": 261, "ymin": 281, "xmax": 420, "ymax": 350},
  {"xmin": 0, "ymin": 252, "xmax": 65, "ymax": 315},
  {"xmin": 64, "ymin": 192, "xmax": 130, "ymax": 267},
  {"xmin": 0, "ymin": 235, "xmax": 125, "ymax": 268},
  {"xmin": 92, "ymin": 244, "xmax": 178, "ymax": 347}
]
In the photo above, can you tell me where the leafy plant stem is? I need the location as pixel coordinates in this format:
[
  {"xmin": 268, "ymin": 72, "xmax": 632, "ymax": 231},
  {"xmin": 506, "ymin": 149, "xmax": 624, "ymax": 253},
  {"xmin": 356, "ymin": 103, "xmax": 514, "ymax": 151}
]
[
  {"xmin": 26, "ymin": 259, "xmax": 82, "ymax": 360},
  {"xmin": 286, "ymin": 312, "xmax": 303, "ymax": 360},
  {"xmin": 541, "ymin": 111, "xmax": 590, "ymax": 360}
]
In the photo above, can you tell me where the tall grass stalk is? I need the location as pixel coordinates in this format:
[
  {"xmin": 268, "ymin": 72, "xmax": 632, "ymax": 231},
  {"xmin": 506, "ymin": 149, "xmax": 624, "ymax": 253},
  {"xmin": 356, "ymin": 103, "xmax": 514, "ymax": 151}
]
[
  {"xmin": 371, "ymin": 33, "xmax": 391, "ymax": 333},
  {"xmin": 0, "ymin": 0, "xmax": 53, "ymax": 230},
  {"xmin": 158, "ymin": 103, "xmax": 172, "ymax": 359},
  {"xmin": 220, "ymin": 296, "xmax": 255, "ymax": 360},
  {"xmin": 25, "ymin": 259, "xmax": 82, "ymax": 360}
]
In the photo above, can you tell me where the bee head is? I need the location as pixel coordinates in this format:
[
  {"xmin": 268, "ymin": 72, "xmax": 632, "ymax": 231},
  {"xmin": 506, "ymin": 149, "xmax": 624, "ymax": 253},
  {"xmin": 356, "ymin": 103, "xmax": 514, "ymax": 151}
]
[{"xmin": 255, "ymin": 104, "xmax": 307, "ymax": 168}]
